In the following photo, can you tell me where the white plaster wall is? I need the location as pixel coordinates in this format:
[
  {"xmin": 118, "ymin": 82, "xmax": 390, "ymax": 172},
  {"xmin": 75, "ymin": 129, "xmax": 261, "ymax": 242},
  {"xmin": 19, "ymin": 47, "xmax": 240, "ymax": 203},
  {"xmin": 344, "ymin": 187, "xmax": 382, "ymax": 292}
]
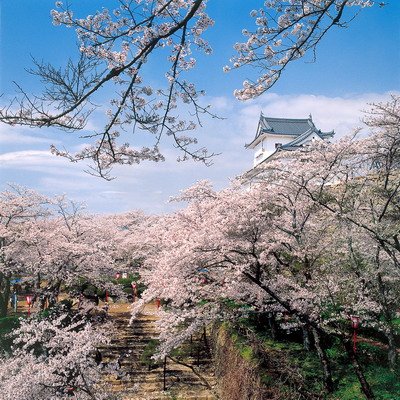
[{"xmin": 253, "ymin": 135, "xmax": 295, "ymax": 166}]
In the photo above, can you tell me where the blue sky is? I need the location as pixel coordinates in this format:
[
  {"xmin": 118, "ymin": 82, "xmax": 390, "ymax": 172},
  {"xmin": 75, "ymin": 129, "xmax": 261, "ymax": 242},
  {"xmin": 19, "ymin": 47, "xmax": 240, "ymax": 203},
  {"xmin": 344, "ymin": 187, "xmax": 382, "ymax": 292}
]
[{"xmin": 0, "ymin": 1, "xmax": 399, "ymax": 214}]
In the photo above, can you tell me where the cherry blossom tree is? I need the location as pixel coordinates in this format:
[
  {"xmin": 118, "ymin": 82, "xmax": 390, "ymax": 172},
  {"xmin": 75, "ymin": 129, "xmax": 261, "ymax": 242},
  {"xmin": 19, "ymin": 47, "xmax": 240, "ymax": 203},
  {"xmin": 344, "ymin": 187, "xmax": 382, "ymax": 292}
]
[
  {"xmin": 101, "ymin": 211, "xmax": 153, "ymax": 272},
  {"xmin": 0, "ymin": 311, "xmax": 113, "ymax": 400},
  {"xmin": 272, "ymin": 96, "xmax": 400, "ymax": 369},
  {"xmin": 0, "ymin": 0, "xmax": 383, "ymax": 177},
  {"xmin": 1, "ymin": 187, "xmax": 146, "ymax": 315},
  {"xmin": 0, "ymin": 186, "xmax": 50, "ymax": 317},
  {"xmin": 134, "ymin": 182, "xmax": 368, "ymax": 394}
]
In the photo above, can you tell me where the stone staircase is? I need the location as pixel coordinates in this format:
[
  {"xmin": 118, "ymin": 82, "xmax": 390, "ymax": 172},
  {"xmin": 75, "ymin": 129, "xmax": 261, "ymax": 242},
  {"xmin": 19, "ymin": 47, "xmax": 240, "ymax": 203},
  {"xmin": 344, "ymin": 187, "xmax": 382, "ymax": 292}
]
[{"xmin": 99, "ymin": 303, "xmax": 217, "ymax": 400}]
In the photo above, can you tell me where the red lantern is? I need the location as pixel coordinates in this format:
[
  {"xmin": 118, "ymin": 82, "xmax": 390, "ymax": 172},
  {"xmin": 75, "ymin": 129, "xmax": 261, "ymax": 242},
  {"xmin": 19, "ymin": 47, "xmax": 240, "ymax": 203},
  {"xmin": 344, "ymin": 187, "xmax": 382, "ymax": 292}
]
[
  {"xmin": 350, "ymin": 315, "xmax": 360, "ymax": 329},
  {"xmin": 131, "ymin": 282, "xmax": 137, "ymax": 302},
  {"xmin": 350, "ymin": 315, "xmax": 360, "ymax": 352},
  {"xmin": 26, "ymin": 295, "xmax": 33, "ymax": 316}
]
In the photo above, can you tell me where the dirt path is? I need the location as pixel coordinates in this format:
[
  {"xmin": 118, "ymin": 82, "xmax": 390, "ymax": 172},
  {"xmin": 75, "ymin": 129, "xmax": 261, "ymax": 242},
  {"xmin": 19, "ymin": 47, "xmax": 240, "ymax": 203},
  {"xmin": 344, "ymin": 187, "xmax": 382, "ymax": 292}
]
[{"xmin": 100, "ymin": 302, "xmax": 217, "ymax": 400}]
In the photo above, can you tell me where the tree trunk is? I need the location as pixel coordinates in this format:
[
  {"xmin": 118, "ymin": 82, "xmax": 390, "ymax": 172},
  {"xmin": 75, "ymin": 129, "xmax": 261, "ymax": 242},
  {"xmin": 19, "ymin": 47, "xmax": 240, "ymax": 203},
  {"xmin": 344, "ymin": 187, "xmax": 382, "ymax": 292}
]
[
  {"xmin": 268, "ymin": 313, "xmax": 277, "ymax": 340},
  {"xmin": 343, "ymin": 340, "xmax": 375, "ymax": 399},
  {"xmin": 0, "ymin": 272, "xmax": 11, "ymax": 317},
  {"xmin": 163, "ymin": 356, "xmax": 167, "ymax": 391},
  {"xmin": 302, "ymin": 325, "xmax": 311, "ymax": 351},
  {"xmin": 39, "ymin": 293, "xmax": 47, "ymax": 310},
  {"xmin": 48, "ymin": 281, "xmax": 61, "ymax": 308},
  {"xmin": 38, "ymin": 280, "xmax": 62, "ymax": 310},
  {"xmin": 36, "ymin": 272, "xmax": 41, "ymax": 289},
  {"xmin": 386, "ymin": 329, "xmax": 398, "ymax": 370},
  {"xmin": 203, "ymin": 325, "xmax": 209, "ymax": 353},
  {"xmin": 0, "ymin": 294, "xmax": 8, "ymax": 317},
  {"xmin": 312, "ymin": 328, "xmax": 334, "ymax": 393}
]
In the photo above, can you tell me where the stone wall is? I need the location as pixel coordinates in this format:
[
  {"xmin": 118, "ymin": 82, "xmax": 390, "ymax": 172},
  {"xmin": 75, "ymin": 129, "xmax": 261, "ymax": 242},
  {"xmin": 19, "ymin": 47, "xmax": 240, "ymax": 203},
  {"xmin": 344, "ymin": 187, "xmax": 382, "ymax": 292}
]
[{"xmin": 212, "ymin": 325, "xmax": 267, "ymax": 400}]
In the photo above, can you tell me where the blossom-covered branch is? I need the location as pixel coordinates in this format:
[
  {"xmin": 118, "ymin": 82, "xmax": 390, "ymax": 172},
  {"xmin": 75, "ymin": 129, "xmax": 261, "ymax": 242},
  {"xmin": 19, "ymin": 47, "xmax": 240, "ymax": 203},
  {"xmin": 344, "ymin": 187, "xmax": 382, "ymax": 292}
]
[
  {"xmin": 227, "ymin": 0, "xmax": 378, "ymax": 100},
  {"xmin": 0, "ymin": 0, "xmax": 216, "ymax": 179}
]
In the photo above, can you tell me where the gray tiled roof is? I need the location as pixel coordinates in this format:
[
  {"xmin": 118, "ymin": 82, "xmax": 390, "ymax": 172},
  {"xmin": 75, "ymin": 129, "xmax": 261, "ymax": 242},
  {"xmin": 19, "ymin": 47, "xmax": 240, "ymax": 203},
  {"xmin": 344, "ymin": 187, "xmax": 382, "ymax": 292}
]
[
  {"xmin": 246, "ymin": 114, "xmax": 334, "ymax": 149},
  {"xmin": 259, "ymin": 116, "xmax": 315, "ymax": 136}
]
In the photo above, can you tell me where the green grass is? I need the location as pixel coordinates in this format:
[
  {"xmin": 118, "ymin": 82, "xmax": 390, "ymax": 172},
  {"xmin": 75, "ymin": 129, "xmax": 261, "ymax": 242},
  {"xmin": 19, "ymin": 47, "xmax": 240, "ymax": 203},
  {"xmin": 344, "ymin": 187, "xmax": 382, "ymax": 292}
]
[
  {"xmin": 225, "ymin": 317, "xmax": 400, "ymax": 400},
  {"xmin": 262, "ymin": 337, "xmax": 303, "ymax": 352},
  {"xmin": 331, "ymin": 366, "xmax": 400, "ymax": 400}
]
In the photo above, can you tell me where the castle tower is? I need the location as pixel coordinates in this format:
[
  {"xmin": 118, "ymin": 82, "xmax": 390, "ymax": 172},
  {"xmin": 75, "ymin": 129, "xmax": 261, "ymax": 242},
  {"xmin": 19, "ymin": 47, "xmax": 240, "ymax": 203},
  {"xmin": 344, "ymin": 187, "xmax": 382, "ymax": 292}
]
[{"xmin": 246, "ymin": 114, "xmax": 334, "ymax": 167}]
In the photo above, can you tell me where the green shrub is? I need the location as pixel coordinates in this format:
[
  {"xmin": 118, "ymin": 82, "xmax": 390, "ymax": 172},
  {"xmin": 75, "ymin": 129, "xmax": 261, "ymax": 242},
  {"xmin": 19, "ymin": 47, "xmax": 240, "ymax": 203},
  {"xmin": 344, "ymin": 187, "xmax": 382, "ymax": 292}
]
[
  {"xmin": 0, "ymin": 316, "xmax": 20, "ymax": 352},
  {"xmin": 392, "ymin": 318, "xmax": 400, "ymax": 335},
  {"xmin": 140, "ymin": 339, "xmax": 160, "ymax": 368},
  {"xmin": 240, "ymin": 344, "xmax": 255, "ymax": 362}
]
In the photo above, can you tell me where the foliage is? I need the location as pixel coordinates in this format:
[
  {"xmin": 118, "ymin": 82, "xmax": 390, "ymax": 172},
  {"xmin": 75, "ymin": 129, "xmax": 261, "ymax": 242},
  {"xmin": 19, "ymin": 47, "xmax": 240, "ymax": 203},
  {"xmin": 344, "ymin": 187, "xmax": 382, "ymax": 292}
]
[
  {"xmin": 140, "ymin": 338, "xmax": 161, "ymax": 369},
  {"xmin": 0, "ymin": 316, "xmax": 20, "ymax": 353},
  {"xmin": 114, "ymin": 274, "xmax": 146, "ymax": 298},
  {"xmin": 392, "ymin": 318, "xmax": 400, "ymax": 335}
]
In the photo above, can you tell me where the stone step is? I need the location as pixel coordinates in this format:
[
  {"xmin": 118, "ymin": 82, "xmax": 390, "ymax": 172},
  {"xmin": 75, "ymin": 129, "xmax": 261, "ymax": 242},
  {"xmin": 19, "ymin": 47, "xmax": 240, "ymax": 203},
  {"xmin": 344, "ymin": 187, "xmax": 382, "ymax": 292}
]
[
  {"xmin": 104, "ymin": 337, "xmax": 157, "ymax": 344},
  {"xmin": 99, "ymin": 341, "xmax": 150, "ymax": 349},
  {"xmin": 100, "ymin": 304, "xmax": 216, "ymax": 400},
  {"xmin": 116, "ymin": 374, "xmax": 213, "ymax": 387},
  {"xmin": 121, "ymin": 391, "xmax": 216, "ymax": 400}
]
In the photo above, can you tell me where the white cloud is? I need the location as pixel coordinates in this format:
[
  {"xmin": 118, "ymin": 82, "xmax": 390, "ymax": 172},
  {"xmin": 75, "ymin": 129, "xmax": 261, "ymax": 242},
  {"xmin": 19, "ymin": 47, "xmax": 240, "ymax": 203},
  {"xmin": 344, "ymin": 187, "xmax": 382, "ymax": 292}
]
[
  {"xmin": 207, "ymin": 96, "xmax": 234, "ymax": 111},
  {"xmin": 0, "ymin": 150, "xmax": 80, "ymax": 173},
  {"xmin": 0, "ymin": 125, "xmax": 60, "ymax": 146},
  {"xmin": 0, "ymin": 150, "xmax": 59, "ymax": 165},
  {"xmin": 100, "ymin": 190, "xmax": 127, "ymax": 196}
]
